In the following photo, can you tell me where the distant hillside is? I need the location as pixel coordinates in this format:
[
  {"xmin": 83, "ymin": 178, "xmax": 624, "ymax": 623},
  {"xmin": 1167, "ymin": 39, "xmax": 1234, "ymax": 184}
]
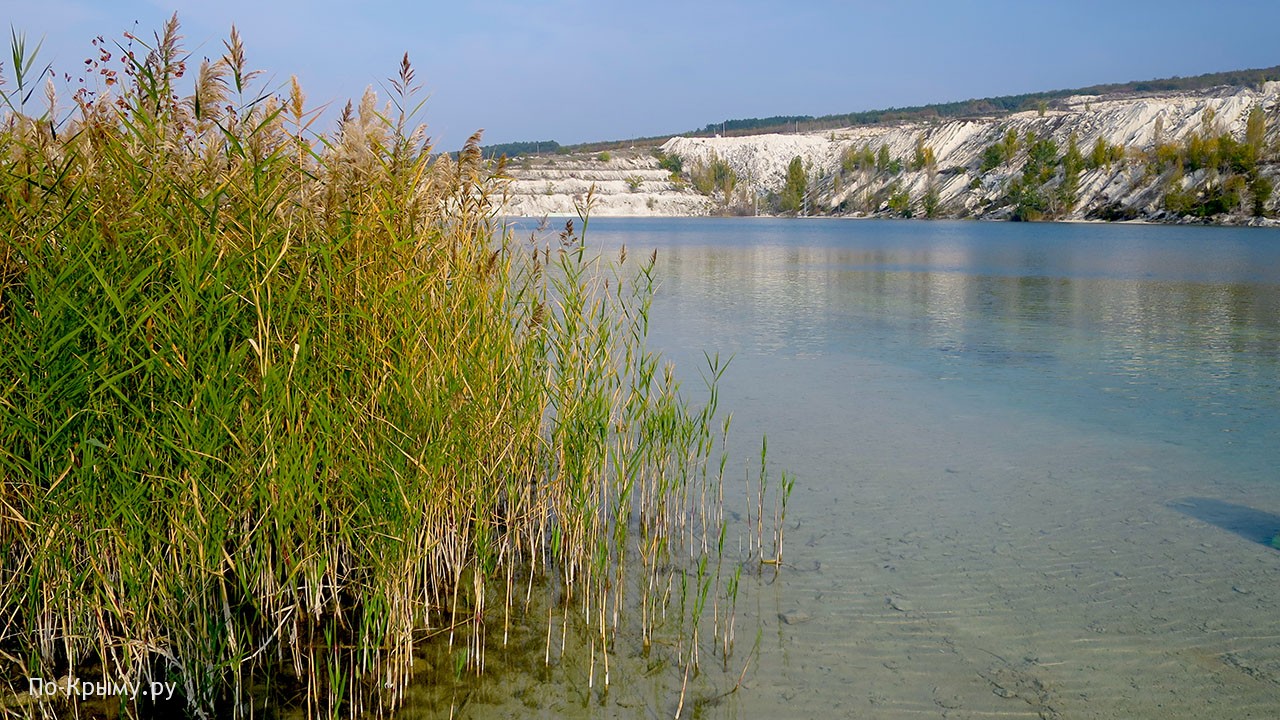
[
  {"xmin": 478, "ymin": 139, "xmax": 561, "ymax": 159},
  {"xmin": 486, "ymin": 65, "xmax": 1280, "ymax": 157},
  {"xmin": 687, "ymin": 65, "xmax": 1280, "ymax": 139}
]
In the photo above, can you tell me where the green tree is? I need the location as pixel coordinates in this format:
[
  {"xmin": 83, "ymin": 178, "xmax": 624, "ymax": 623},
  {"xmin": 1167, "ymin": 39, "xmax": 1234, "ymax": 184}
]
[
  {"xmin": 1164, "ymin": 182, "xmax": 1197, "ymax": 216},
  {"xmin": 1221, "ymin": 174, "xmax": 1247, "ymax": 213},
  {"xmin": 1089, "ymin": 138, "xmax": 1126, "ymax": 169},
  {"xmin": 1154, "ymin": 143, "xmax": 1181, "ymax": 170},
  {"xmin": 1185, "ymin": 133, "xmax": 1212, "ymax": 171},
  {"xmin": 1246, "ymin": 106, "xmax": 1268, "ymax": 160},
  {"xmin": 1163, "ymin": 161, "xmax": 1199, "ymax": 217},
  {"xmin": 781, "ymin": 156, "xmax": 808, "ymax": 214},
  {"xmin": 842, "ymin": 142, "xmax": 876, "ymax": 173},
  {"xmin": 876, "ymin": 144, "xmax": 891, "ymax": 172},
  {"xmin": 1023, "ymin": 132, "xmax": 1059, "ymax": 185},
  {"xmin": 1009, "ymin": 132, "xmax": 1060, "ymax": 220},
  {"xmin": 1089, "ymin": 136, "xmax": 1108, "ymax": 169},
  {"xmin": 1251, "ymin": 174, "xmax": 1273, "ymax": 217},
  {"xmin": 910, "ymin": 135, "xmax": 936, "ymax": 172},
  {"xmin": 1062, "ymin": 134, "xmax": 1084, "ymax": 173},
  {"xmin": 654, "ymin": 149, "xmax": 683, "ymax": 174},
  {"xmin": 840, "ymin": 146, "xmax": 858, "ymax": 173},
  {"xmin": 887, "ymin": 185, "xmax": 911, "ymax": 216},
  {"xmin": 980, "ymin": 142, "xmax": 1004, "ymax": 172},
  {"xmin": 1001, "ymin": 128, "xmax": 1019, "ymax": 161},
  {"xmin": 1057, "ymin": 133, "xmax": 1084, "ymax": 213},
  {"xmin": 1202, "ymin": 106, "xmax": 1218, "ymax": 137},
  {"xmin": 690, "ymin": 151, "xmax": 737, "ymax": 201},
  {"xmin": 1220, "ymin": 134, "xmax": 1253, "ymax": 173},
  {"xmin": 719, "ymin": 163, "xmax": 738, "ymax": 205},
  {"xmin": 922, "ymin": 183, "xmax": 941, "ymax": 218},
  {"xmin": 1010, "ymin": 179, "xmax": 1047, "ymax": 221}
]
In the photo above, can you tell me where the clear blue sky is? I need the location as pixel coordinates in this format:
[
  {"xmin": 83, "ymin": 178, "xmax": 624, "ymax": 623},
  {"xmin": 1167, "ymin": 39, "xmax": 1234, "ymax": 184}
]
[{"xmin": 6, "ymin": 0, "xmax": 1280, "ymax": 151}]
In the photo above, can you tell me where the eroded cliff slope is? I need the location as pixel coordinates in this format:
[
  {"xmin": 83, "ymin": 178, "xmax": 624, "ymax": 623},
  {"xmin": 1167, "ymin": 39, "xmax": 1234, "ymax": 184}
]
[{"xmin": 502, "ymin": 82, "xmax": 1280, "ymax": 223}]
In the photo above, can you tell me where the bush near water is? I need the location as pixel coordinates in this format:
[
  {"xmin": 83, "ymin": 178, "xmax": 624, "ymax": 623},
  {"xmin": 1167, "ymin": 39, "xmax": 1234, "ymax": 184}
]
[{"xmin": 0, "ymin": 18, "xmax": 758, "ymax": 717}]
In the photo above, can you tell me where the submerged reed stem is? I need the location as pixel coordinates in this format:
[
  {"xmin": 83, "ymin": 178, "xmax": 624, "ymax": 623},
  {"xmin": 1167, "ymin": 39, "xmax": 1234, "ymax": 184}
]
[{"xmin": 0, "ymin": 18, "xmax": 786, "ymax": 719}]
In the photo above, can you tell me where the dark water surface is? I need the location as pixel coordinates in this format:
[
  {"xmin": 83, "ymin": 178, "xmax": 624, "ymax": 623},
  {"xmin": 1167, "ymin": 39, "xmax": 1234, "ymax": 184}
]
[{"xmin": 443, "ymin": 217, "xmax": 1280, "ymax": 718}]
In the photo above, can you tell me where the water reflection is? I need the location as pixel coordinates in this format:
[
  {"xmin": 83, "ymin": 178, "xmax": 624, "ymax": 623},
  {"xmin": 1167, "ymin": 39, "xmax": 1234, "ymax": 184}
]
[
  {"xmin": 648, "ymin": 237, "xmax": 1280, "ymax": 363},
  {"xmin": 570, "ymin": 218, "xmax": 1280, "ymax": 477},
  {"xmin": 498, "ymin": 217, "xmax": 1280, "ymax": 718}
]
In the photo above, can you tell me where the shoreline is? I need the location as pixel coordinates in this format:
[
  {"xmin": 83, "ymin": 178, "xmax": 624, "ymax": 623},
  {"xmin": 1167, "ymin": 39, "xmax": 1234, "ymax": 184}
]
[{"xmin": 505, "ymin": 211, "xmax": 1280, "ymax": 228}]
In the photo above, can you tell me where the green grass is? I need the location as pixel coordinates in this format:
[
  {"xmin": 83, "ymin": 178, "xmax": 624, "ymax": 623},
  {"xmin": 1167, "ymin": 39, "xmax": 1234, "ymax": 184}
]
[{"xmin": 0, "ymin": 18, "xmax": 787, "ymax": 718}]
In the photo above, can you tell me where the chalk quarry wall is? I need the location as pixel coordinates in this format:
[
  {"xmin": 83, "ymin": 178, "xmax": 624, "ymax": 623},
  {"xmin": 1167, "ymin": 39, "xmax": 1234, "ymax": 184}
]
[
  {"xmin": 500, "ymin": 153, "xmax": 711, "ymax": 217},
  {"xmin": 502, "ymin": 83, "xmax": 1280, "ymax": 221}
]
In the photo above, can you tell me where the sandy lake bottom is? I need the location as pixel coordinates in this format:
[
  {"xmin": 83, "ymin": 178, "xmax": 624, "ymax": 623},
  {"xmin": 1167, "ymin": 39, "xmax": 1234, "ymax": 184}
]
[
  {"xmin": 696, "ymin": 351, "xmax": 1280, "ymax": 719},
  {"xmin": 395, "ymin": 218, "xmax": 1280, "ymax": 718}
]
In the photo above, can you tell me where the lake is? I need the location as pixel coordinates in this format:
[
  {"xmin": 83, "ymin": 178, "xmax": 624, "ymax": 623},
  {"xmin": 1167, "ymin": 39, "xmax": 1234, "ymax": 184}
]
[{"xmin": 420, "ymin": 217, "xmax": 1280, "ymax": 718}]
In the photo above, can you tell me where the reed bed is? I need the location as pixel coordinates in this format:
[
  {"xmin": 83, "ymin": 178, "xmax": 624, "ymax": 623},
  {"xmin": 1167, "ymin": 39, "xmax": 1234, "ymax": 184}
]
[{"xmin": 0, "ymin": 18, "xmax": 789, "ymax": 719}]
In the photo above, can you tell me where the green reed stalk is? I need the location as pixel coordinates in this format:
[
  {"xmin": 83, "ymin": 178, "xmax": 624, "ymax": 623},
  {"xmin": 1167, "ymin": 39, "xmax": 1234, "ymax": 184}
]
[{"xmin": 0, "ymin": 18, "xmax": 787, "ymax": 719}]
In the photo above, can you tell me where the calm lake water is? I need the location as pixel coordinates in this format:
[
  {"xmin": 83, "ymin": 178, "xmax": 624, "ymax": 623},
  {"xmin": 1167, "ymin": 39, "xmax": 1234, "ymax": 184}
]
[
  {"xmin": 431, "ymin": 217, "xmax": 1280, "ymax": 718},
  {"xmin": 601, "ymin": 217, "xmax": 1280, "ymax": 482}
]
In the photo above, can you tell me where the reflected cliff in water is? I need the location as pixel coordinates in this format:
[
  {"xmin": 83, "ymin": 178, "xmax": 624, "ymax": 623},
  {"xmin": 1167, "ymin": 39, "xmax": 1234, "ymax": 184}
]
[
  {"xmin": 578, "ymin": 218, "xmax": 1280, "ymax": 476},
  {"xmin": 487, "ymin": 216, "xmax": 1280, "ymax": 719}
]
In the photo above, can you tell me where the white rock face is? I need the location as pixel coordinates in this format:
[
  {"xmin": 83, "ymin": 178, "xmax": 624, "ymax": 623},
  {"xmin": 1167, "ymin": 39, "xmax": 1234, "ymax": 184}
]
[
  {"xmin": 662, "ymin": 133, "xmax": 844, "ymax": 195},
  {"xmin": 502, "ymin": 82, "xmax": 1280, "ymax": 221},
  {"xmin": 499, "ymin": 152, "xmax": 712, "ymax": 217}
]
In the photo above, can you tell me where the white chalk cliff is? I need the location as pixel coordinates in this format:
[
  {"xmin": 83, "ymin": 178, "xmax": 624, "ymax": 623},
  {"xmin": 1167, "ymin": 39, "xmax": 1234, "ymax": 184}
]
[{"xmin": 501, "ymin": 82, "xmax": 1280, "ymax": 223}]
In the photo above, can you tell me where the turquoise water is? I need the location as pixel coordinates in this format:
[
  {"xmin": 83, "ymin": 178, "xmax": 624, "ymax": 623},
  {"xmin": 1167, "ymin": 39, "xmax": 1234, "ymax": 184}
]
[
  {"xmin": 482, "ymin": 217, "xmax": 1280, "ymax": 718},
  {"xmin": 581, "ymin": 218, "xmax": 1280, "ymax": 483}
]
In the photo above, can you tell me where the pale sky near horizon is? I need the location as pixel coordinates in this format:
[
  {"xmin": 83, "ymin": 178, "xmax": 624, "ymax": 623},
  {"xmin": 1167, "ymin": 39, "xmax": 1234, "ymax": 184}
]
[{"xmin": 5, "ymin": 1, "xmax": 1280, "ymax": 151}]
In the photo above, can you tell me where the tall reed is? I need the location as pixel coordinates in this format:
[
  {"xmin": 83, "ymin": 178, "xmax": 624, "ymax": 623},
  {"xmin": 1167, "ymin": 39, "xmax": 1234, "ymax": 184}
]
[{"xmin": 0, "ymin": 17, "xmax": 780, "ymax": 719}]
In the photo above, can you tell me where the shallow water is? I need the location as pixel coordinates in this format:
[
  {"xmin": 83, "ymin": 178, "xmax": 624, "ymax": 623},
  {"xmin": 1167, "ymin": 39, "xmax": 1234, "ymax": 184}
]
[
  {"xmin": 418, "ymin": 217, "xmax": 1280, "ymax": 718},
  {"xmin": 619, "ymin": 218, "xmax": 1280, "ymax": 479}
]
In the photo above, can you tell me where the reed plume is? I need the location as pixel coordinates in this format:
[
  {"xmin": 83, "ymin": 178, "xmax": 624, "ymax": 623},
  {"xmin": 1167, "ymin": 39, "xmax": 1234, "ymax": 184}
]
[{"xmin": 0, "ymin": 17, "xmax": 776, "ymax": 719}]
